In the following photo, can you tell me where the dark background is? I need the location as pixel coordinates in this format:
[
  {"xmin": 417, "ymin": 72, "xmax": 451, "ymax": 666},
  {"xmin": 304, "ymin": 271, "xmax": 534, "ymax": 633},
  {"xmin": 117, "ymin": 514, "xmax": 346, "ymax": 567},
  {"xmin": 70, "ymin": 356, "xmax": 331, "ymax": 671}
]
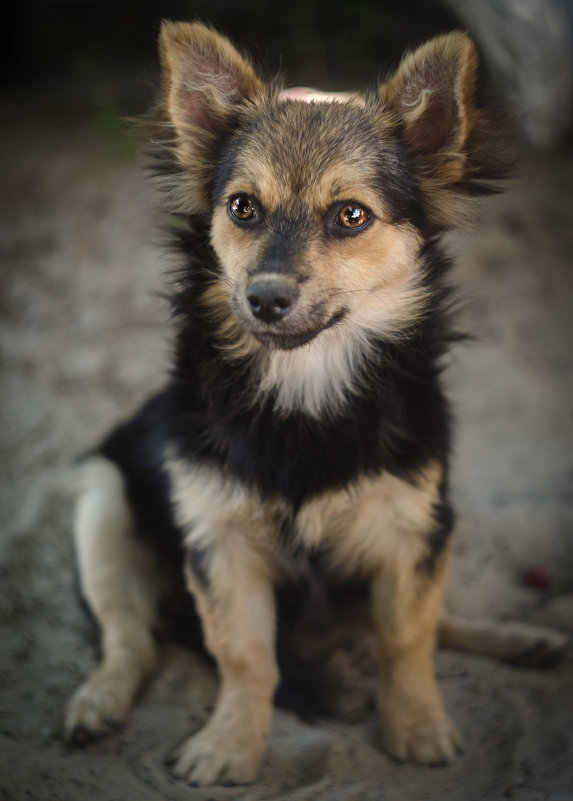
[
  {"xmin": 5, "ymin": 0, "xmax": 459, "ymax": 100},
  {"xmin": 4, "ymin": 0, "xmax": 572, "ymax": 156}
]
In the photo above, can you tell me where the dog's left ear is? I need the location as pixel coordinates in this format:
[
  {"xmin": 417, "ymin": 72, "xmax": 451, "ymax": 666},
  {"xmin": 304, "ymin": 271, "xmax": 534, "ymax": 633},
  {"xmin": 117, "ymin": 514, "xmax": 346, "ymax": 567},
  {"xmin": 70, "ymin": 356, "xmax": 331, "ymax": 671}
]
[
  {"xmin": 381, "ymin": 32, "xmax": 477, "ymax": 162},
  {"xmin": 380, "ymin": 33, "xmax": 509, "ymax": 227}
]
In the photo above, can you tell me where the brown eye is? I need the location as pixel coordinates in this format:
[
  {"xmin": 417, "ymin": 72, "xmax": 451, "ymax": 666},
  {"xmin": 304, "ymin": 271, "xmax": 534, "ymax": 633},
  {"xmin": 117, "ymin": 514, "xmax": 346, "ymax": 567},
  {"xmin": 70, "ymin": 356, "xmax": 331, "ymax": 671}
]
[
  {"xmin": 337, "ymin": 203, "xmax": 369, "ymax": 229},
  {"xmin": 229, "ymin": 195, "xmax": 256, "ymax": 222}
]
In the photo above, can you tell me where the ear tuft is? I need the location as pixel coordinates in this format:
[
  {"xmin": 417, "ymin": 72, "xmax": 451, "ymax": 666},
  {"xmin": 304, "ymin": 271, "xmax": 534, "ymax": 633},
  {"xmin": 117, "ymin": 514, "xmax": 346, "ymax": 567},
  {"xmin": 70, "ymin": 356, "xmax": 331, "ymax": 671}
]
[
  {"xmin": 151, "ymin": 22, "xmax": 266, "ymax": 215},
  {"xmin": 381, "ymin": 32, "xmax": 478, "ymax": 157},
  {"xmin": 380, "ymin": 32, "xmax": 513, "ymax": 228},
  {"xmin": 159, "ymin": 21, "xmax": 264, "ymax": 138}
]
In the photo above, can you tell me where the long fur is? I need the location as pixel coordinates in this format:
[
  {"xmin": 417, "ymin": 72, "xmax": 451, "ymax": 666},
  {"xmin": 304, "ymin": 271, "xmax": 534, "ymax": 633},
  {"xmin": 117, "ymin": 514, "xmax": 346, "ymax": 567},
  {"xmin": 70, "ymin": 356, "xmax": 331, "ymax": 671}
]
[{"xmin": 65, "ymin": 23, "xmax": 566, "ymax": 788}]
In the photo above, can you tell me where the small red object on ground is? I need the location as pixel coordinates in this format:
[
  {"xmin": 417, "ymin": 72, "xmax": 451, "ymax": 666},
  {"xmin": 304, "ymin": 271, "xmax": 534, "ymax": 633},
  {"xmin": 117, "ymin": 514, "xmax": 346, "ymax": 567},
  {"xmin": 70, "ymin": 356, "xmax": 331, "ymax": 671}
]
[{"xmin": 522, "ymin": 566, "xmax": 551, "ymax": 592}]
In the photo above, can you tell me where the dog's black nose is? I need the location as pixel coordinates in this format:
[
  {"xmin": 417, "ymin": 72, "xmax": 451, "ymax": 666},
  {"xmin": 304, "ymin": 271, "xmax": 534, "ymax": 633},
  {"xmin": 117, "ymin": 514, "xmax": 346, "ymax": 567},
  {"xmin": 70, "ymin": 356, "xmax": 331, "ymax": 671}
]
[{"xmin": 246, "ymin": 277, "xmax": 299, "ymax": 323}]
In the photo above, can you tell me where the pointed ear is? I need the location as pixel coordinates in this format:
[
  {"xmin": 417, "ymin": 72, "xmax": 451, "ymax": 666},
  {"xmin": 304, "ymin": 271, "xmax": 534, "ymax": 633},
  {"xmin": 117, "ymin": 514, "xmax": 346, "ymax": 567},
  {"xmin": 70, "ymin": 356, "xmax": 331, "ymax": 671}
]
[
  {"xmin": 155, "ymin": 22, "xmax": 265, "ymax": 215},
  {"xmin": 381, "ymin": 32, "xmax": 478, "ymax": 159},
  {"xmin": 380, "ymin": 32, "xmax": 512, "ymax": 227},
  {"xmin": 159, "ymin": 21, "xmax": 264, "ymax": 138}
]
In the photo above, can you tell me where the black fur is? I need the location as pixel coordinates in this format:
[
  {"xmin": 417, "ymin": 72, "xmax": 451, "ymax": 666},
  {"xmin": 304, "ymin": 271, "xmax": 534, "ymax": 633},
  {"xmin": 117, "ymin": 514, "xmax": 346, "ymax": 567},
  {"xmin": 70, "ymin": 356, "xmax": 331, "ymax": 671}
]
[
  {"xmin": 97, "ymin": 236, "xmax": 455, "ymax": 584},
  {"xmin": 165, "ymin": 233, "xmax": 453, "ymax": 507},
  {"xmin": 93, "ymin": 52, "xmax": 498, "ymax": 652},
  {"xmin": 98, "ymin": 392, "xmax": 178, "ymax": 552}
]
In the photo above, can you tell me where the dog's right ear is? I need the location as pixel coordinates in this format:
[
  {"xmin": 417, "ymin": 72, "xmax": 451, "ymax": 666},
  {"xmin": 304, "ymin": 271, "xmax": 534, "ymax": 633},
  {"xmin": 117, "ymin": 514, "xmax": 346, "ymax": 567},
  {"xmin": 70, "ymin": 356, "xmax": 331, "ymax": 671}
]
[
  {"xmin": 160, "ymin": 21, "xmax": 263, "ymax": 139},
  {"xmin": 158, "ymin": 22, "xmax": 264, "ymax": 212}
]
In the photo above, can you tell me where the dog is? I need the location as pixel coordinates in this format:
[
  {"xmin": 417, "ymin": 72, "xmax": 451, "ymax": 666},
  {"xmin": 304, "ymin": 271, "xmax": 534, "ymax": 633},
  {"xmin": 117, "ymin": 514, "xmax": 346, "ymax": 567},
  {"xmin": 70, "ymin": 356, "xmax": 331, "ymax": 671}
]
[{"xmin": 64, "ymin": 21, "xmax": 568, "ymax": 786}]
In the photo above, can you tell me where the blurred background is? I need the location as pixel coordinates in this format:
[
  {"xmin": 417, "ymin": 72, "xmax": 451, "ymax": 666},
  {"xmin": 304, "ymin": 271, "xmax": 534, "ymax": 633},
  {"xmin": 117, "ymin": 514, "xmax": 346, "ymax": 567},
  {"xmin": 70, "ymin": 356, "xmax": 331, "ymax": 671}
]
[
  {"xmin": 3, "ymin": 0, "xmax": 573, "ymax": 148},
  {"xmin": 1, "ymin": 3, "xmax": 573, "ymax": 800}
]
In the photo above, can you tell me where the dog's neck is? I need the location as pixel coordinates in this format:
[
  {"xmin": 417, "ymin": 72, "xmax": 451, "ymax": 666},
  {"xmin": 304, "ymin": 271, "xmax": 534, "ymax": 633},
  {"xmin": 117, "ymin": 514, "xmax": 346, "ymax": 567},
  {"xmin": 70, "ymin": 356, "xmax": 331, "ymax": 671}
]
[
  {"xmin": 171, "ymin": 233, "xmax": 449, "ymax": 423},
  {"xmin": 254, "ymin": 323, "xmax": 376, "ymax": 419}
]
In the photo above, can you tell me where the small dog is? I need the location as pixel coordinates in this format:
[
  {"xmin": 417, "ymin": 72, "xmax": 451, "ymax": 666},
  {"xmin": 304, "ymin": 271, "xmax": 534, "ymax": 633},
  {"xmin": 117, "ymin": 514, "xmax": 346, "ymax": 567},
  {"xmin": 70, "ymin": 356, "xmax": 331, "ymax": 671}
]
[{"xmin": 65, "ymin": 22, "xmax": 567, "ymax": 786}]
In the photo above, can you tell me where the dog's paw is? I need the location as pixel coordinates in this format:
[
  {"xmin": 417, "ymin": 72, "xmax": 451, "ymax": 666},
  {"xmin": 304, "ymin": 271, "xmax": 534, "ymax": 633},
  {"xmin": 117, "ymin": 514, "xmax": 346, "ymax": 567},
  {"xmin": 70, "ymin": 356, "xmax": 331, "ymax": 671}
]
[
  {"xmin": 382, "ymin": 713, "xmax": 462, "ymax": 766},
  {"xmin": 506, "ymin": 626, "xmax": 569, "ymax": 668},
  {"xmin": 171, "ymin": 728, "xmax": 262, "ymax": 786},
  {"xmin": 65, "ymin": 672, "xmax": 130, "ymax": 745}
]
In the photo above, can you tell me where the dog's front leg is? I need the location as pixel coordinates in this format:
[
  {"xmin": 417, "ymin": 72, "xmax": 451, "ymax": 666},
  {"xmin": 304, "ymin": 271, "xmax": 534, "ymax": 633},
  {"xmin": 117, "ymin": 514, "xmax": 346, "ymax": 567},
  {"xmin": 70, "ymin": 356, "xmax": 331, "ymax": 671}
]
[
  {"xmin": 172, "ymin": 537, "xmax": 279, "ymax": 786},
  {"xmin": 372, "ymin": 552, "xmax": 462, "ymax": 765}
]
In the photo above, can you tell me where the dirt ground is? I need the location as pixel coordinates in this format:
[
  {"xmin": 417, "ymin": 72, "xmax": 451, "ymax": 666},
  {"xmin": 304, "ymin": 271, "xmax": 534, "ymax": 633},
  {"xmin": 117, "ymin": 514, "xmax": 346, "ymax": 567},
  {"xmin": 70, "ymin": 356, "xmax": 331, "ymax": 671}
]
[{"xmin": 1, "ymin": 105, "xmax": 572, "ymax": 801}]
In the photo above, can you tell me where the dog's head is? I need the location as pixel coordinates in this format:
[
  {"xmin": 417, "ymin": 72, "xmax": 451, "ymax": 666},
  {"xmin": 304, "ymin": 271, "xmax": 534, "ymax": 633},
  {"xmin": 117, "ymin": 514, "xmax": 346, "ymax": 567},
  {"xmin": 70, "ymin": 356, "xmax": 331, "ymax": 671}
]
[{"xmin": 157, "ymin": 22, "xmax": 508, "ymax": 357}]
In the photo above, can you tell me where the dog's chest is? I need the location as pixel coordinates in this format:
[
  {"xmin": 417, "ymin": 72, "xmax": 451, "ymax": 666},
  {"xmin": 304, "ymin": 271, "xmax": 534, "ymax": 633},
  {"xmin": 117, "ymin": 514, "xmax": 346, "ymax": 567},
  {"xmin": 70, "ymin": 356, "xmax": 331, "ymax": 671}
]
[{"xmin": 167, "ymin": 453, "xmax": 439, "ymax": 579}]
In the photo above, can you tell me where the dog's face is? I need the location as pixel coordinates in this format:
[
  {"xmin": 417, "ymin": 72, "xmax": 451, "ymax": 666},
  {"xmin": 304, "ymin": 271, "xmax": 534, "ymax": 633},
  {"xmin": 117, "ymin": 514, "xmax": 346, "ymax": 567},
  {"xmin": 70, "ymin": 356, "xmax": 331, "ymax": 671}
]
[
  {"xmin": 158, "ymin": 23, "xmax": 505, "ymax": 355},
  {"xmin": 208, "ymin": 99, "xmax": 426, "ymax": 351}
]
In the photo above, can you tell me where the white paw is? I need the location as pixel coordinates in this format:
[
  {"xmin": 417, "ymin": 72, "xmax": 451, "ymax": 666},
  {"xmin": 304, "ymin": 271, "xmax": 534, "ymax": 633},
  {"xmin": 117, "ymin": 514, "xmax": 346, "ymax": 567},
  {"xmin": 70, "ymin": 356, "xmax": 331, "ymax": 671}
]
[
  {"xmin": 382, "ymin": 713, "xmax": 463, "ymax": 766},
  {"xmin": 65, "ymin": 672, "xmax": 131, "ymax": 744},
  {"xmin": 171, "ymin": 727, "xmax": 263, "ymax": 786}
]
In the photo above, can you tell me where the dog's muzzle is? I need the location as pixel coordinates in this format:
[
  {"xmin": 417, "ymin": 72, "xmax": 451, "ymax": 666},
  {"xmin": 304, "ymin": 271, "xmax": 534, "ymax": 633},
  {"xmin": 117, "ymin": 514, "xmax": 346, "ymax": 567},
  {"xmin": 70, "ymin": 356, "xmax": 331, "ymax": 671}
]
[{"xmin": 236, "ymin": 273, "xmax": 346, "ymax": 351}]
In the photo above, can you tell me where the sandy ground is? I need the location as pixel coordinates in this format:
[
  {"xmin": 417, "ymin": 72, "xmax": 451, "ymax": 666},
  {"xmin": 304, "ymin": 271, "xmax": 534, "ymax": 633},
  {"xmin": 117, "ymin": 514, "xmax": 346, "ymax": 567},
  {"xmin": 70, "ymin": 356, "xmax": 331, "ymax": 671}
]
[{"xmin": 1, "ymin": 107, "xmax": 572, "ymax": 801}]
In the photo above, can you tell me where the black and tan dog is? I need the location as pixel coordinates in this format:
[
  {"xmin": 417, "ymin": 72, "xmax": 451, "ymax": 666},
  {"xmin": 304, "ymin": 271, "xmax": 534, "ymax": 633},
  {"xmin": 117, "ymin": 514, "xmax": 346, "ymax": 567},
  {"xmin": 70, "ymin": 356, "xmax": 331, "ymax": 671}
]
[{"xmin": 65, "ymin": 22, "xmax": 567, "ymax": 786}]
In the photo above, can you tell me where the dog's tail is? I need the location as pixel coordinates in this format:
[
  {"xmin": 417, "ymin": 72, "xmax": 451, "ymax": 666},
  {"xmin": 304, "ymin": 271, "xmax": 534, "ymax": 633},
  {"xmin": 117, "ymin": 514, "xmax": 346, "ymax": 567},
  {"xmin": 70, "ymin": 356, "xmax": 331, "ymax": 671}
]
[{"xmin": 438, "ymin": 613, "xmax": 569, "ymax": 667}]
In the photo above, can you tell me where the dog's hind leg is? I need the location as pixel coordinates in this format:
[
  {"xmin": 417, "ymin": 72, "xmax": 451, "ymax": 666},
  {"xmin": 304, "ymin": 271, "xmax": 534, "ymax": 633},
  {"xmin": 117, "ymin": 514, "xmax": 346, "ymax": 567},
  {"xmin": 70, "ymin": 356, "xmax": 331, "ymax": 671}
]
[
  {"xmin": 65, "ymin": 456, "xmax": 160, "ymax": 743},
  {"xmin": 438, "ymin": 613, "xmax": 569, "ymax": 666}
]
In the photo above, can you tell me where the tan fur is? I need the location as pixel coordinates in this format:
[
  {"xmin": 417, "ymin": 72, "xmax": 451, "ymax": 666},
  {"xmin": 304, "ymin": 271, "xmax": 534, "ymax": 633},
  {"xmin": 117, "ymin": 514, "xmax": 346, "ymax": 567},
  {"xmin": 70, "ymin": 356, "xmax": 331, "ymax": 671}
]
[
  {"xmin": 167, "ymin": 451, "xmax": 444, "ymax": 579},
  {"xmin": 174, "ymin": 554, "xmax": 278, "ymax": 785},
  {"xmin": 153, "ymin": 25, "xmax": 510, "ymax": 226},
  {"xmin": 439, "ymin": 614, "xmax": 569, "ymax": 663},
  {"xmin": 200, "ymin": 278, "xmax": 262, "ymax": 361},
  {"xmin": 382, "ymin": 32, "xmax": 478, "ymax": 155},
  {"xmin": 300, "ymin": 464, "xmax": 461, "ymax": 761},
  {"xmin": 373, "ymin": 555, "xmax": 461, "ymax": 764},
  {"xmin": 65, "ymin": 457, "xmax": 160, "ymax": 739},
  {"xmin": 167, "ymin": 454, "xmax": 280, "ymax": 784},
  {"xmin": 380, "ymin": 33, "xmax": 485, "ymax": 228},
  {"xmin": 208, "ymin": 167, "xmax": 427, "ymax": 417},
  {"xmin": 157, "ymin": 21, "xmax": 267, "ymax": 216},
  {"xmin": 211, "ymin": 198, "xmax": 425, "ymax": 330},
  {"xmin": 159, "ymin": 21, "xmax": 264, "ymax": 142},
  {"xmin": 167, "ymin": 454, "xmax": 278, "ymax": 559},
  {"xmin": 166, "ymin": 450, "xmax": 460, "ymax": 773},
  {"xmin": 296, "ymin": 461, "xmax": 443, "ymax": 575}
]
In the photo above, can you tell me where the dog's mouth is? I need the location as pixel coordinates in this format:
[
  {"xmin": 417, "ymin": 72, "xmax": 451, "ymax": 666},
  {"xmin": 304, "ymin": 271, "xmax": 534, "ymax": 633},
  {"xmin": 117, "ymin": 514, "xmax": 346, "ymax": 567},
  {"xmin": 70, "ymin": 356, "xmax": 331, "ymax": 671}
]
[{"xmin": 251, "ymin": 309, "xmax": 347, "ymax": 351}]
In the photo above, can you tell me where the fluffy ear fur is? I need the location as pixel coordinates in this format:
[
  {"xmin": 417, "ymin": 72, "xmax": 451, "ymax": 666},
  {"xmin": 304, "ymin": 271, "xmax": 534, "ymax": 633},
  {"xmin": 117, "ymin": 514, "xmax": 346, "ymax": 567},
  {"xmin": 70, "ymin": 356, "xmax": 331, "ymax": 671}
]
[
  {"xmin": 382, "ymin": 33, "xmax": 478, "ymax": 159},
  {"xmin": 380, "ymin": 32, "xmax": 512, "ymax": 228},
  {"xmin": 159, "ymin": 21, "xmax": 264, "ymax": 136},
  {"xmin": 157, "ymin": 21, "xmax": 265, "ymax": 213}
]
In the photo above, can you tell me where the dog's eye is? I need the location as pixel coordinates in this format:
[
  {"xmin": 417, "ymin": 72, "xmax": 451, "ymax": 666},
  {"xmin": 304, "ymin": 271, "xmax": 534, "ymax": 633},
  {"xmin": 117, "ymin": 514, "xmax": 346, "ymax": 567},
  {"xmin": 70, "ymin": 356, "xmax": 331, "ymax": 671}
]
[
  {"xmin": 336, "ymin": 204, "xmax": 370, "ymax": 230},
  {"xmin": 229, "ymin": 195, "xmax": 256, "ymax": 223}
]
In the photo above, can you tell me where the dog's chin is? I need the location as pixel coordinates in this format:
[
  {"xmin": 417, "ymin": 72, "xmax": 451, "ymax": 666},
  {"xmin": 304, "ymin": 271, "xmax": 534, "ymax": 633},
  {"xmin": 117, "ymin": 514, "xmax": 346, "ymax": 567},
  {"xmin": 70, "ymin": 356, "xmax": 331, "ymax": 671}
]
[{"xmin": 250, "ymin": 309, "xmax": 347, "ymax": 352}]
